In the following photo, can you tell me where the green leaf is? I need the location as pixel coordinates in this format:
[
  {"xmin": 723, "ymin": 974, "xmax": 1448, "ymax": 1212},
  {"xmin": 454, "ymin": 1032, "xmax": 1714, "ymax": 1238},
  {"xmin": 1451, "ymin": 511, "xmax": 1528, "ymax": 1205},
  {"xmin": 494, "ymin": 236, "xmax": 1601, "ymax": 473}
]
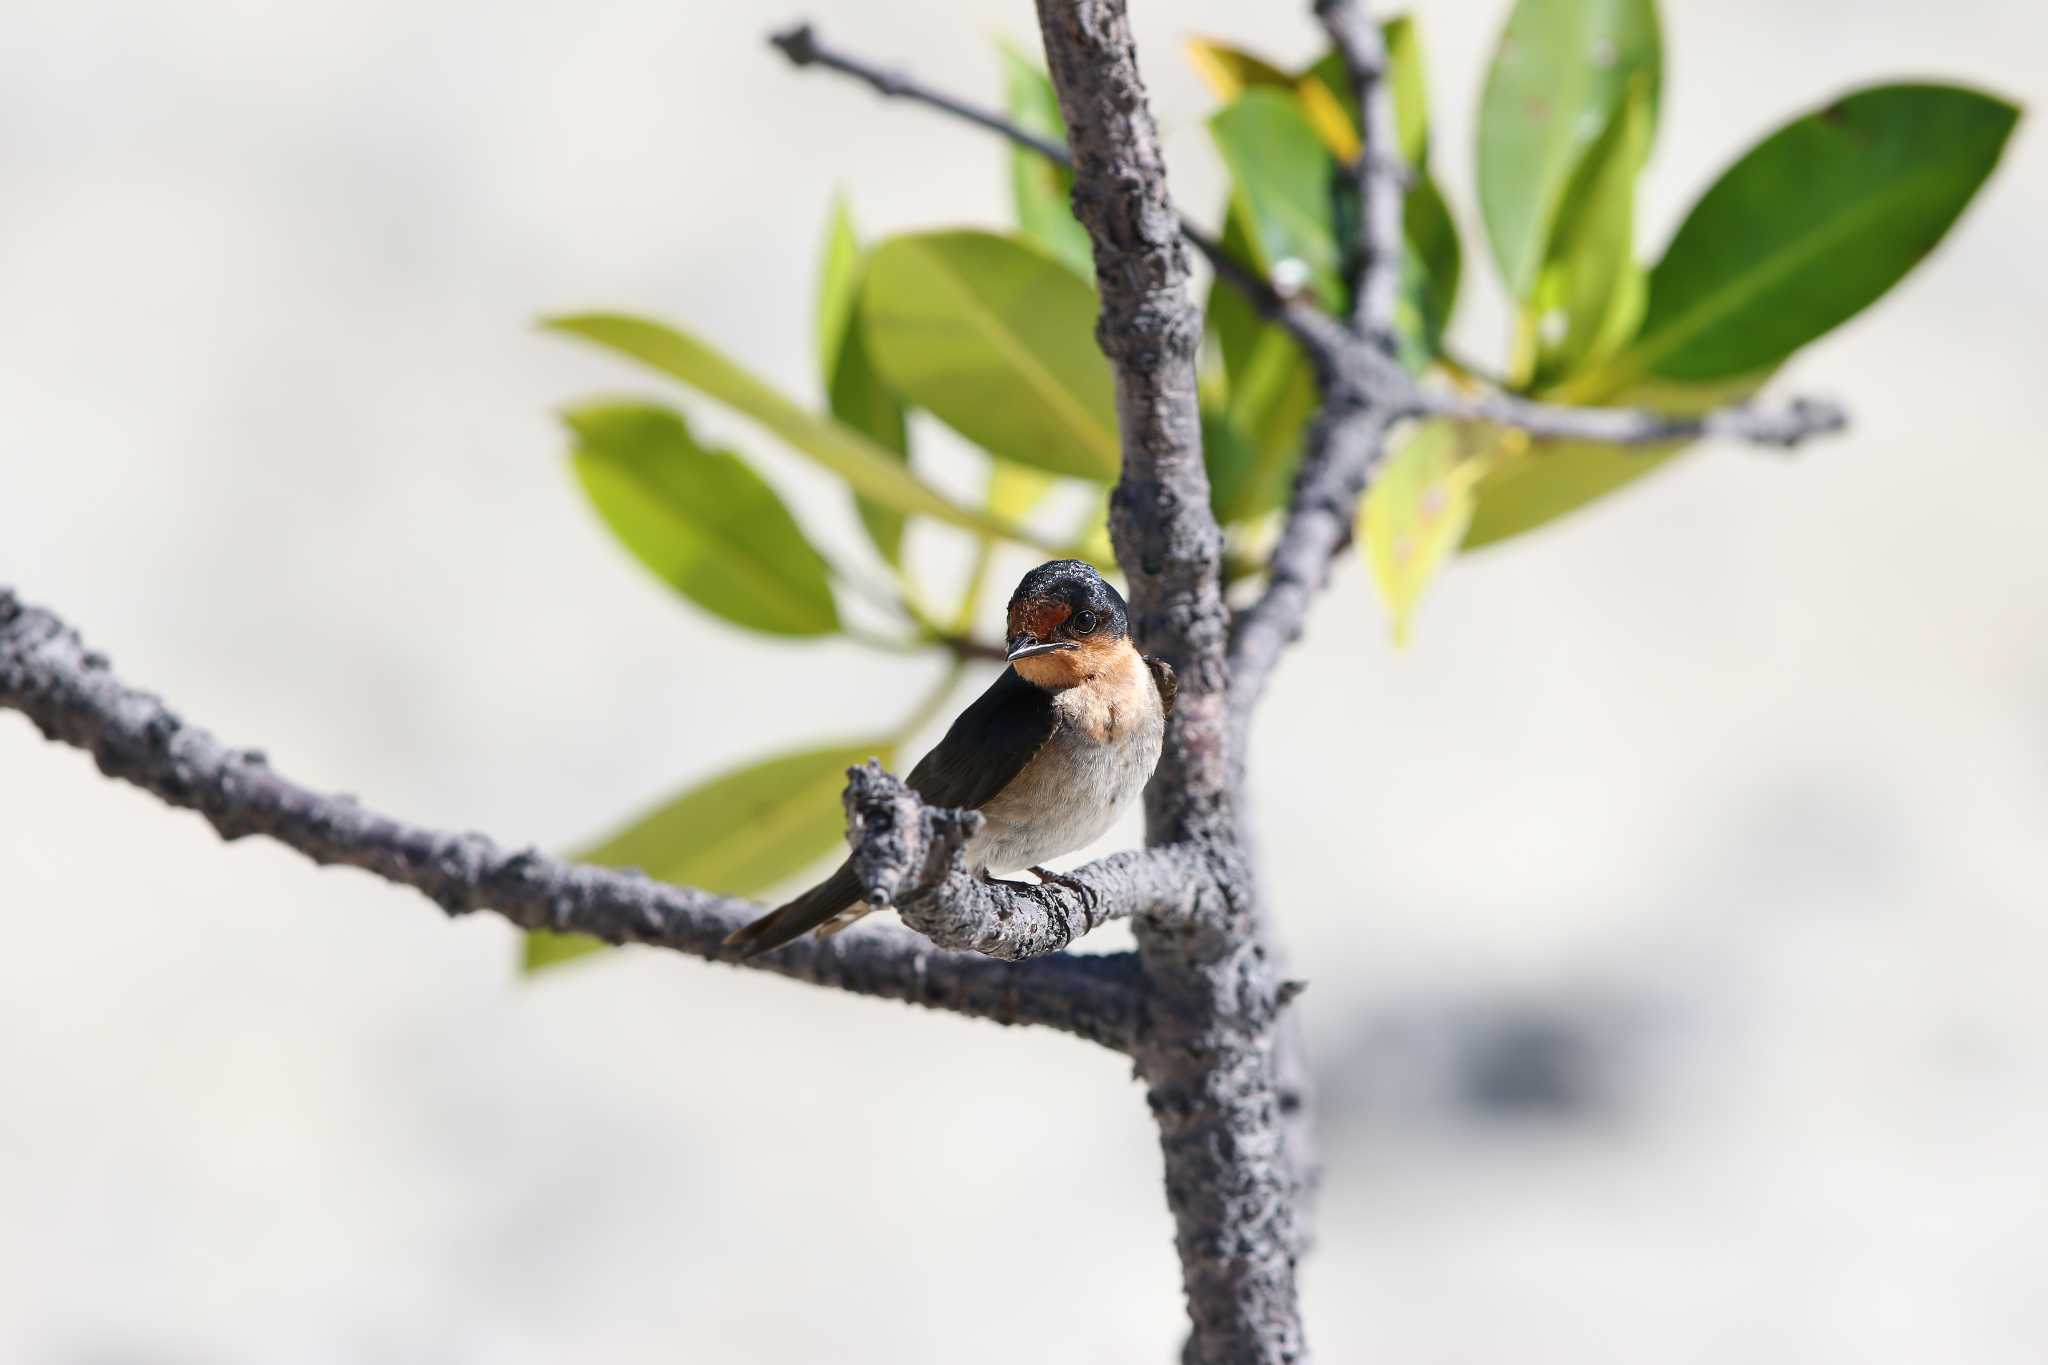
[
  {"xmin": 816, "ymin": 198, "xmax": 912, "ymax": 565},
  {"xmin": 1478, "ymin": 0, "xmax": 1662, "ymax": 301},
  {"xmin": 1362, "ymin": 421, "xmax": 1479, "ymax": 643},
  {"xmin": 1001, "ymin": 45, "xmax": 1093, "ymax": 279},
  {"xmin": 1398, "ymin": 175, "xmax": 1463, "ymax": 371},
  {"xmin": 568, "ymin": 402, "xmax": 838, "ymax": 636},
  {"xmin": 1204, "ymin": 197, "xmax": 1269, "ymax": 395},
  {"xmin": 1608, "ymin": 83, "xmax": 2021, "ymax": 384},
  {"xmin": 1459, "ymin": 372, "xmax": 1763, "ymax": 549},
  {"xmin": 1209, "ymin": 327, "xmax": 1317, "ymax": 522},
  {"xmin": 544, "ymin": 314, "xmax": 1029, "ymax": 544},
  {"xmin": 861, "ymin": 230, "xmax": 1121, "ymax": 483},
  {"xmin": 1530, "ymin": 77, "xmax": 1652, "ymax": 386},
  {"xmin": 1209, "ymin": 89, "xmax": 1344, "ymax": 311},
  {"xmin": 524, "ymin": 739, "xmax": 894, "ymax": 972}
]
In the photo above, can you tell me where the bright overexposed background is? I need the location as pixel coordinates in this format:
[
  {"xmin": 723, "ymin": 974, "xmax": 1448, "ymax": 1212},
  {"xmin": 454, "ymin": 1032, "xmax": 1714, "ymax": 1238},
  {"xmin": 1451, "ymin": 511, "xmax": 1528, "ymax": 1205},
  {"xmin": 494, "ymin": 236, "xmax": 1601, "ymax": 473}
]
[{"xmin": 2, "ymin": 1, "xmax": 2042, "ymax": 1361}]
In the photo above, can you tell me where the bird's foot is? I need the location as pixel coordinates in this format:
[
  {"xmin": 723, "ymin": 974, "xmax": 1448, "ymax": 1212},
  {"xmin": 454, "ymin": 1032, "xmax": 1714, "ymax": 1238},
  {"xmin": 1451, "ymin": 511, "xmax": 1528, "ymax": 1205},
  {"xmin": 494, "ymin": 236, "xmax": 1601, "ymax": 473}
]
[
  {"xmin": 975, "ymin": 866, "xmax": 1039, "ymax": 892},
  {"xmin": 1029, "ymin": 866, "xmax": 1098, "ymax": 916}
]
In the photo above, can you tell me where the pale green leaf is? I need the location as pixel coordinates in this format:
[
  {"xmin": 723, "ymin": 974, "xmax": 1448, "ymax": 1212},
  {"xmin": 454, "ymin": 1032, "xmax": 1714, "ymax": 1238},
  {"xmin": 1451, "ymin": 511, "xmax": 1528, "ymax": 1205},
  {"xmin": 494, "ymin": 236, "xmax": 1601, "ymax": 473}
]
[
  {"xmin": 525, "ymin": 739, "xmax": 894, "ymax": 972},
  {"xmin": 861, "ymin": 230, "xmax": 1120, "ymax": 482},
  {"xmin": 1001, "ymin": 45, "xmax": 1094, "ymax": 278},
  {"xmin": 1478, "ymin": 0, "xmax": 1662, "ymax": 300},
  {"xmin": 569, "ymin": 402, "xmax": 839, "ymax": 636},
  {"xmin": 544, "ymin": 313, "xmax": 1030, "ymax": 544}
]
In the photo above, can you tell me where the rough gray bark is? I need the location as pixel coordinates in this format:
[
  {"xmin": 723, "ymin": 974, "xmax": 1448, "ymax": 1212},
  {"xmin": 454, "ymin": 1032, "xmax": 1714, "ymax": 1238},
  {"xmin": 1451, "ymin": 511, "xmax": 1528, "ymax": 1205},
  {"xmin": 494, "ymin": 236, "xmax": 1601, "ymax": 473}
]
[
  {"xmin": 0, "ymin": 593, "xmax": 1145, "ymax": 1050},
  {"xmin": 0, "ymin": 2, "xmax": 1861, "ymax": 1360},
  {"xmin": 1031, "ymin": 4, "xmax": 1308, "ymax": 1361}
]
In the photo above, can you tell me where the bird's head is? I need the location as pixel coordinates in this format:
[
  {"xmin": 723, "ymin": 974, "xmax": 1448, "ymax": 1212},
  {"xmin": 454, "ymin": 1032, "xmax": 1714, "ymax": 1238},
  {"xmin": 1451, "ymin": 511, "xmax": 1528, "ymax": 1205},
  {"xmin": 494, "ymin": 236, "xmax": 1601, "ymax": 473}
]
[{"xmin": 1004, "ymin": 559, "xmax": 1130, "ymax": 689}]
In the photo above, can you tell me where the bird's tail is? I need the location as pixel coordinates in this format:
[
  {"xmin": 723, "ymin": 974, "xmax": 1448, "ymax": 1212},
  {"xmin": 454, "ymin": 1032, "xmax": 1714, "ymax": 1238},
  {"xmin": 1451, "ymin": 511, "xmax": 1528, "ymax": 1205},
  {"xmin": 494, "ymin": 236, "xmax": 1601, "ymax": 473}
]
[{"xmin": 721, "ymin": 861, "xmax": 867, "ymax": 959}]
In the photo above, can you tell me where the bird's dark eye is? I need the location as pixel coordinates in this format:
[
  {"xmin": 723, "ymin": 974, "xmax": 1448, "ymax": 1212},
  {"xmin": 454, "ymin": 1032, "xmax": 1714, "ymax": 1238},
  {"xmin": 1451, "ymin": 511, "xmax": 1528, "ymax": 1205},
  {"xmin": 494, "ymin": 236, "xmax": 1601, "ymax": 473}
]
[{"xmin": 1072, "ymin": 610, "xmax": 1098, "ymax": 635}]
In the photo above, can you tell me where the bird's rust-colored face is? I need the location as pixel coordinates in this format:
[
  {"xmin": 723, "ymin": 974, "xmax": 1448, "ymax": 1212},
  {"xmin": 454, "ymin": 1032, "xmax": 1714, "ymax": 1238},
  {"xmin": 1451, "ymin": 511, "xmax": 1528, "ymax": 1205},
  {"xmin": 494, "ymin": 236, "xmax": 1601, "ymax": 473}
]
[{"xmin": 1006, "ymin": 593, "xmax": 1125, "ymax": 688}]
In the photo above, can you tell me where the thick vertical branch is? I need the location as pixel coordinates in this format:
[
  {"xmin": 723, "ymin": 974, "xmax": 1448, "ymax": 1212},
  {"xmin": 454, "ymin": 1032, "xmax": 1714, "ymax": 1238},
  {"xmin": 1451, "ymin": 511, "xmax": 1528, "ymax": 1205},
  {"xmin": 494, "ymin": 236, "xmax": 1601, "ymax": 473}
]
[
  {"xmin": 1031, "ymin": 0, "xmax": 1230, "ymax": 848},
  {"xmin": 1031, "ymin": 4, "xmax": 1306, "ymax": 1361}
]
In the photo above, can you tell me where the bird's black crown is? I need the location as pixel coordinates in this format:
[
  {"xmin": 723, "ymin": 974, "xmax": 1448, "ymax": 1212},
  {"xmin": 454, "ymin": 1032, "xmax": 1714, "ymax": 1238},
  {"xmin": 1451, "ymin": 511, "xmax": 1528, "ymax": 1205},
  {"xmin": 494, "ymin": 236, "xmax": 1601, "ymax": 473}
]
[{"xmin": 1007, "ymin": 559, "xmax": 1128, "ymax": 641}]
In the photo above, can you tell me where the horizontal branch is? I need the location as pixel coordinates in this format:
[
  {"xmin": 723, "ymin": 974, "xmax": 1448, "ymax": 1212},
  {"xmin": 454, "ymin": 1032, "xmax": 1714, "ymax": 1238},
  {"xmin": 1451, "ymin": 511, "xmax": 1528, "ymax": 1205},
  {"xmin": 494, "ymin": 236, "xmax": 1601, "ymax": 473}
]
[
  {"xmin": 768, "ymin": 19, "xmax": 1350, "ymax": 379},
  {"xmin": 0, "ymin": 591, "xmax": 1144, "ymax": 1051},
  {"xmin": 840, "ymin": 759, "xmax": 1208, "ymax": 958},
  {"xmin": 1412, "ymin": 386, "xmax": 1850, "ymax": 449}
]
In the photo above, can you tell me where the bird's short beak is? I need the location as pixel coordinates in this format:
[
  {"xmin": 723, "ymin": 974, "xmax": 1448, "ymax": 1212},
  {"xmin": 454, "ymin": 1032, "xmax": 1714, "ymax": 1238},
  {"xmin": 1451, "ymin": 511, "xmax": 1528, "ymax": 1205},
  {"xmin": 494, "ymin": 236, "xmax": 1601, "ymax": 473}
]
[{"xmin": 1007, "ymin": 636, "xmax": 1077, "ymax": 662}]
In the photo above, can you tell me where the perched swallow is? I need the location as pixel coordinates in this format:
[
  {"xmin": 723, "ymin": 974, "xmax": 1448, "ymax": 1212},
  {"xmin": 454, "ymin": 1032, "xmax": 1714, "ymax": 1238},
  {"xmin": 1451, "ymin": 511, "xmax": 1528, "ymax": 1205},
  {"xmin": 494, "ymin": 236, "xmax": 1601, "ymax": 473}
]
[{"xmin": 724, "ymin": 559, "xmax": 1175, "ymax": 958}]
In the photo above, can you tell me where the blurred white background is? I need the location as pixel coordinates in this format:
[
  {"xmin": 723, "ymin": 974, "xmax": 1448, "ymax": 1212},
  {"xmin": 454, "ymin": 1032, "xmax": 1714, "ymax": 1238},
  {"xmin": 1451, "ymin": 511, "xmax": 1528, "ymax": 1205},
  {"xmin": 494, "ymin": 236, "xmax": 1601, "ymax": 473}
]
[{"xmin": 1, "ymin": 0, "xmax": 2042, "ymax": 1360}]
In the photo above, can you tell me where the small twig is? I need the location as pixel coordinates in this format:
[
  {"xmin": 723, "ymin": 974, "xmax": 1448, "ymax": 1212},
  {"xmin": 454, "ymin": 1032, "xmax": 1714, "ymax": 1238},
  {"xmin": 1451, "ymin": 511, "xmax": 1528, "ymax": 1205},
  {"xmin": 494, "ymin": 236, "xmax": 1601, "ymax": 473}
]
[
  {"xmin": 1412, "ymin": 386, "xmax": 1850, "ymax": 450},
  {"xmin": 767, "ymin": 20, "xmax": 1349, "ymax": 379}
]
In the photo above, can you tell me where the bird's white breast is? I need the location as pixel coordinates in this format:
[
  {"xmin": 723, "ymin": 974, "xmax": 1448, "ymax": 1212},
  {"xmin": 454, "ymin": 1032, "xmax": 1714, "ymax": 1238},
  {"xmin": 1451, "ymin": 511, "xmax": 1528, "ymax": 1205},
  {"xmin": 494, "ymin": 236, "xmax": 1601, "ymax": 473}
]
[{"xmin": 967, "ymin": 654, "xmax": 1165, "ymax": 874}]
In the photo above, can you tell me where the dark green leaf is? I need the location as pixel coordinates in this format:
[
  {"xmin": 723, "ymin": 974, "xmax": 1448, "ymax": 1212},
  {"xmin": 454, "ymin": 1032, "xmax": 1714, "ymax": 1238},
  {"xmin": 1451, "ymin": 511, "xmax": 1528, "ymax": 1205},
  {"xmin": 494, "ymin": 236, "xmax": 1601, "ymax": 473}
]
[
  {"xmin": 525, "ymin": 739, "xmax": 894, "ymax": 972},
  {"xmin": 569, "ymin": 402, "xmax": 838, "ymax": 636},
  {"xmin": 1478, "ymin": 0, "xmax": 1662, "ymax": 301},
  {"xmin": 861, "ymin": 230, "xmax": 1120, "ymax": 482},
  {"xmin": 1001, "ymin": 45, "xmax": 1093, "ymax": 278},
  {"xmin": 544, "ymin": 314, "xmax": 1026, "ymax": 543},
  {"xmin": 1209, "ymin": 89, "xmax": 1344, "ymax": 311},
  {"xmin": 816, "ymin": 198, "xmax": 912, "ymax": 565},
  {"xmin": 1617, "ymin": 83, "xmax": 2020, "ymax": 383}
]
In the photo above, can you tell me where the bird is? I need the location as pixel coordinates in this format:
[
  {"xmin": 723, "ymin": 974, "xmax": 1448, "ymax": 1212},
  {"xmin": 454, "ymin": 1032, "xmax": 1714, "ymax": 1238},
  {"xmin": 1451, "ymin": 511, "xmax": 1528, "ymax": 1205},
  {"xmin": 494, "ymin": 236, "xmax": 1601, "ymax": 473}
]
[{"xmin": 723, "ymin": 559, "xmax": 1175, "ymax": 958}]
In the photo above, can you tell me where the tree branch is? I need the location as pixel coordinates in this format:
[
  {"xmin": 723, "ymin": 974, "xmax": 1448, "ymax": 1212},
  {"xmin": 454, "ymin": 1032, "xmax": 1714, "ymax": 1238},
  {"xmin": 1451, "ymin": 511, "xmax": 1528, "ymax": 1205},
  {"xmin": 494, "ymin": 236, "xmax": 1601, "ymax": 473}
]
[
  {"xmin": 0, "ymin": 590, "xmax": 1144, "ymax": 1050},
  {"xmin": 839, "ymin": 760, "xmax": 1210, "ymax": 958},
  {"xmin": 1030, "ymin": 5, "xmax": 1306, "ymax": 1361},
  {"xmin": 1316, "ymin": 0, "xmax": 1405, "ymax": 350},
  {"xmin": 1413, "ymin": 385, "xmax": 1850, "ymax": 449},
  {"xmin": 766, "ymin": 19, "xmax": 1350, "ymax": 384}
]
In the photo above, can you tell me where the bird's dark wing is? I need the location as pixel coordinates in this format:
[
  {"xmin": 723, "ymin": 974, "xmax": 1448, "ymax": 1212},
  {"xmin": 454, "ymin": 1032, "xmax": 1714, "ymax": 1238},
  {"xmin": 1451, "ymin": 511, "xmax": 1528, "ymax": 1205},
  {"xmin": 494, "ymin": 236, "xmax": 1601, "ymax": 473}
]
[
  {"xmin": 1145, "ymin": 656, "xmax": 1177, "ymax": 716},
  {"xmin": 904, "ymin": 666, "xmax": 1060, "ymax": 812}
]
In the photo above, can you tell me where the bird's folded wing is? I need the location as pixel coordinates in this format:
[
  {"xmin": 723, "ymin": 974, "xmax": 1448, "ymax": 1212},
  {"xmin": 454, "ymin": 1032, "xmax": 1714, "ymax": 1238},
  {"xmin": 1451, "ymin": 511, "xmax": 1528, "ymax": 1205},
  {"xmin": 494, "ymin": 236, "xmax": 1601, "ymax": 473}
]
[{"xmin": 903, "ymin": 667, "xmax": 1061, "ymax": 812}]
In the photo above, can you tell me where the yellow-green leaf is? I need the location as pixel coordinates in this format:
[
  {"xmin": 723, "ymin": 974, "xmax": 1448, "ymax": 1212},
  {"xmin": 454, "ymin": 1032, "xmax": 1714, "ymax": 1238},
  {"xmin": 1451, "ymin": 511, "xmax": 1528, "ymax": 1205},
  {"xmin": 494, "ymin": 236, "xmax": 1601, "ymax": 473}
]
[
  {"xmin": 525, "ymin": 739, "xmax": 894, "ymax": 972},
  {"xmin": 569, "ymin": 402, "xmax": 839, "ymax": 636},
  {"xmin": 1362, "ymin": 421, "xmax": 1481, "ymax": 643},
  {"xmin": 1183, "ymin": 37, "xmax": 1292, "ymax": 103},
  {"xmin": 862, "ymin": 230, "xmax": 1121, "ymax": 483},
  {"xmin": 544, "ymin": 313, "xmax": 1033, "ymax": 545}
]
